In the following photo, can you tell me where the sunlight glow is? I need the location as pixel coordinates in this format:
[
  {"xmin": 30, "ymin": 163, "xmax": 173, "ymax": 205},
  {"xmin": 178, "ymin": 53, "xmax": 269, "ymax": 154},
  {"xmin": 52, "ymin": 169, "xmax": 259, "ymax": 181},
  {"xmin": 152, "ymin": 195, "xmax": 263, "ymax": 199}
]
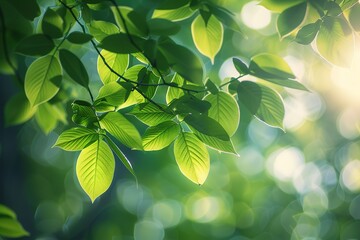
[
  {"xmin": 240, "ymin": 2, "xmax": 272, "ymax": 30},
  {"xmin": 337, "ymin": 107, "xmax": 360, "ymax": 139},
  {"xmin": 341, "ymin": 160, "xmax": 360, "ymax": 192}
]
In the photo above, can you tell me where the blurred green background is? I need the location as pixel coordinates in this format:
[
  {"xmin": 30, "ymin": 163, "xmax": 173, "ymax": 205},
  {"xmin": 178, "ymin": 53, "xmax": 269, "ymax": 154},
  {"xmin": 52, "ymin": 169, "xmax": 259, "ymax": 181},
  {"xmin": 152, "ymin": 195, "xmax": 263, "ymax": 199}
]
[{"xmin": 1, "ymin": 0, "xmax": 360, "ymax": 239}]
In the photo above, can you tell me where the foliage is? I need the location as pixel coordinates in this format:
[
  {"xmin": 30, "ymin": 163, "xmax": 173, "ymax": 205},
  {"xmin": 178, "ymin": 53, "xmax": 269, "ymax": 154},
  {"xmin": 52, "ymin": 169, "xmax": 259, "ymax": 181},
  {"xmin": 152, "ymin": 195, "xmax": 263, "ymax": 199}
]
[
  {"xmin": 1, "ymin": 0, "xmax": 359, "ymax": 209},
  {"xmin": 0, "ymin": 204, "xmax": 29, "ymax": 238}
]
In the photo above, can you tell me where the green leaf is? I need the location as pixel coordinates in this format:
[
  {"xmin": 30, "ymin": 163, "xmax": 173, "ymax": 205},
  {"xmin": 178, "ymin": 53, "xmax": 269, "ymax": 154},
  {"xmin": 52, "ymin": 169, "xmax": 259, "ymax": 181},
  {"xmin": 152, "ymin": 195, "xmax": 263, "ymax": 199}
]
[
  {"xmin": 142, "ymin": 121, "xmax": 180, "ymax": 151},
  {"xmin": 349, "ymin": 3, "xmax": 360, "ymax": 31},
  {"xmin": 35, "ymin": 102, "xmax": 59, "ymax": 134},
  {"xmin": 295, "ymin": 20, "xmax": 321, "ymax": 45},
  {"xmin": 104, "ymin": 135, "xmax": 136, "ymax": 178},
  {"xmin": 148, "ymin": 18, "xmax": 181, "ymax": 35},
  {"xmin": 95, "ymin": 82, "xmax": 129, "ymax": 107},
  {"xmin": 206, "ymin": 3, "xmax": 243, "ymax": 33},
  {"xmin": 152, "ymin": 5, "xmax": 194, "ymax": 22},
  {"xmin": 111, "ymin": 6, "xmax": 149, "ymax": 37},
  {"xmin": 277, "ymin": 2, "xmax": 307, "ymax": 38},
  {"xmin": 189, "ymin": 127, "xmax": 237, "ymax": 154},
  {"xmin": 174, "ymin": 132, "xmax": 210, "ymax": 184},
  {"xmin": 4, "ymin": 92, "xmax": 36, "ymax": 126},
  {"xmin": 76, "ymin": 139, "xmax": 115, "ymax": 202},
  {"xmin": 97, "ymin": 50, "xmax": 129, "ymax": 84},
  {"xmin": 169, "ymin": 94, "xmax": 211, "ymax": 115},
  {"xmin": 87, "ymin": 20, "xmax": 119, "ymax": 42},
  {"xmin": 205, "ymin": 79, "xmax": 219, "ymax": 95},
  {"xmin": 8, "ymin": 0, "xmax": 40, "ymax": 20},
  {"xmin": 237, "ymin": 81, "xmax": 285, "ymax": 129},
  {"xmin": 98, "ymin": 33, "xmax": 144, "ymax": 54},
  {"xmin": 191, "ymin": 14, "xmax": 223, "ymax": 64},
  {"xmin": 129, "ymin": 103, "xmax": 174, "ymax": 126},
  {"xmin": 67, "ymin": 31, "xmax": 93, "ymax": 44},
  {"xmin": 0, "ymin": 218, "xmax": 30, "ymax": 238},
  {"xmin": 59, "ymin": 49, "xmax": 89, "ymax": 88},
  {"xmin": 249, "ymin": 53, "xmax": 308, "ymax": 90},
  {"xmin": 100, "ymin": 112, "xmax": 143, "ymax": 150},
  {"xmin": 71, "ymin": 100, "xmax": 98, "ymax": 128},
  {"xmin": 316, "ymin": 16, "xmax": 354, "ymax": 67},
  {"xmin": 233, "ymin": 58, "xmax": 249, "ymax": 75},
  {"xmin": 184, "ymin": 114, "xmax": 230, "ymax": 141},
  {"xmin": 204, "ymin": 91, "xmax": 240, "ymax": 136},
  {"xmin": 15, "ymin": 34, "xmax": 54, "ymax": 56},
  {"xmin": 158, "ymin": 37, "xmax": 204, "ymax": 85},
  {"xmin": 42, "ymin": 8, "xmax": 64, "ymax": 38},
  {"xmin": 260, "ymin": 0, "xmax": 305, "ymax": 12},
  {"xmin": 166, "ymin": 73, "xmax": 185, "ymax": 104},
  {"xmin": 54, "ymin": 127, "xmax": 98, "ymax": 151},
  {"xmin": 24, "ymin": 55, "xmax": 62, "ymax": 106},
  {"xmin": 0, "ymin": 204, "xmax": 17, "ymax": 219}
]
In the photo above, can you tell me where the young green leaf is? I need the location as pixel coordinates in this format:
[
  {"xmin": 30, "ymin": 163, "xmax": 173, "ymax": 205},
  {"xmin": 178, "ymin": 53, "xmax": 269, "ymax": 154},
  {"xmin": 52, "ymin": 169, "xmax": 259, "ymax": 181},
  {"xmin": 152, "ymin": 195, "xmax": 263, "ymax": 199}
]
[
  {"xmin": 0, "ymin": 204, "xmax": 17, "ymax": 219},
  {"xmin": 76, "ymin": 139, "xmax": 115, "ymax": 203},
  {"xmin": 206, "ymin": 3, "xmax": 243, "ymax": 33},
  {"xmin": 99, "ymin": 33, "xmax": 145, "ymax": 54},
  {"xmin": 97, "ymin": 50, "xmax": 129, "ymax": 84},
  {"xmin": 67, "ymin": 31, "xmax": 93, "ymax": 44},
  {"xmin": 142, "ymin": 121, "xmax": 180, "ymax": 151},
  {"xmin": 4, "ymin": 92, "xmax": 36, "ymax": 126},
  {"xmin": 111, "ymin": 6, "xmax": 149, "ymax": 37},
  {"xmin": 54, "ymin": 127, "xmax": 98, "ymax": 151},
  {"xmin": 8, "ymin": 0, "xmax": 40, "ymax": 21},
  {"xmin": 100, "ymin": 112, "xmax": 143, "ymax": 150},
  {"xmin": 295, "ymin": 20, "xmax": 321, "ymax": 45},
  {"xmin": 42, "ymin": 8, "xmax": 64, "ymax": 38},
  {"xmin": 166, "ymin": 73, "xmax": 185, "ymax": 104},
  {"xmin": 184, "ymin": 114, "xmax": 230, "ymax": 141},
  {"xmin": 71, "ymin": 101, "xmax": 98, "ymax": 128},
  {"xmin": 158, "ymin": 37, "xmax": 204, "ymax": 85},
  {"xmin": 35, "ymin": 102, "xmax": 59, "ymax": 134},
  {"xmin": 316, "ymin": 16, "xmax": 354, "ymax": 67},
  {"xmin": 169, "ymin": 94, "xmax": 211, "ymax": 115},
  {"xmin": 59, "ymin": 49, "xmax": 89, "ymax": 88},
  {"xmin": 0, "ymin": 218, "xmax": 29, "ymax": 238},
  {"xmin": 24, "ymin": 55, "xmax": 62, "ymax": 106},
  {"xmin": 233, "ymin": 58, "xmax": 249, "ymax": 75},
  {"xmin": 96, "ymin": 82, "xmax": 129, "ymax": 107},
  {"xmin": 191, "ymin": 14, "xmax": 223, "ymax": 64},
  {"xmin": 204, "ymin": 91, "xmax": 240, "ymax": 136},
  {"xmin": 277, "ymin": 2, "xmax": 307, "ymax": 38},
  {"xmin": 129, "ymin": 103, "xmax": 175, "ymax": 126},
  {"xmin": 152, "ymin": 5, "xmax": 194, "ymax": 22},
  {"xmin": 260, "ymin": 0, "xmax": 305, "ymax": 12},
  {"xmin": 87, "ymin": 20, "xmax": 119, "ymax": 42},
  {"xmin": 205, "ymin": 79, "xmax": 219, "ymax": 95},
  {"xmin": 174, "ymin": 132, "xmax": 210, "ymax": 185},
  {"xmin": 104, "ymin": 135, "xmax": 136, "ymax": 178},
  {"xmin": 237, "ymin": 81, "xmax": 285, "ymax": 130},
  {"xmin": 15, "ymin": 34, "xmax": 54, "ymax": 56}
]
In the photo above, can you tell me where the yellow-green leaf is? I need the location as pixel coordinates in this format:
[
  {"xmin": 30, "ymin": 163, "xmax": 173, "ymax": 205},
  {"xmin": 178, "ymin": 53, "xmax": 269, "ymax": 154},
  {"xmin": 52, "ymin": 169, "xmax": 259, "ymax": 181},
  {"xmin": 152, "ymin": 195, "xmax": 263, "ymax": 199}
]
[
  {"xmin": 191, "ymin": 14, "xmax": 223, "ymax": 64},
  {"xmin": 76, "ymin": 139, "xmax": 115, "ymax": 203},
  {"xmin": 174, "ymin": 132, "xmax": 210, "ymax": 185},
  {"xmin": 54, "ymin": 127, "xmax": 98, "ymax": 151},
  {"xmin": 4, "ymin": 92, "xmax": 36, "ymax": 126},
  {"xmin": 24, "ymin": 55, "xmax": 62, "ymax": 106},
  {"xmin": 143, "ymin": 121, "xmax": 180, "ymax": 151},
  {"xmin": 97, "ymin": 49, "xmax": 129, "ymax": 84}
]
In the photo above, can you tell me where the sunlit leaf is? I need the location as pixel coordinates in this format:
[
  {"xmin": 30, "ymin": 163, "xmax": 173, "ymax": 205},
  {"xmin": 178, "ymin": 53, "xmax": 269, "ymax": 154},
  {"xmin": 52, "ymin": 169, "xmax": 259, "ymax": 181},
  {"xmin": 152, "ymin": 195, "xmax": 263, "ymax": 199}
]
[
  {"xmin": 71, "ymin": 100, "xmax": 98, "ymax": 128},
  {"xmin": 152, "ymin": 5, "xmax": 194, "ymax": 22},
  {"xmin": 142, "ymin": 121, "xmax": 180, "ymax": 151},
  {"xmin": 111, "ymin": 6, "xmax": 149, "ymax": 37},
  {"xmin": 129, "ymin": 103, "xmax": 175, "ymax": 126},
  {"xmin": 169, "ymin": 94, "xmax": 211, "ymax": 115},
  {"xmin": 97, "ymin": 50, "xmax": 129, "ymax": 84},
  {"xmin": 100, "ymin": 112, "xmax": 143, "ymax": 150},
  {"xmin": 295, "ymin": 20, "xmax": 321, "ymax": 45},
  {"xmin": 42, "ymin": 8, "xmax": 64, "ymax": 38},
  {"xmin": 15, "ymin": 34, "xmax": 54, "ymax": 56},
  {"xmin": 277, "ymin": 2, "xmax": 307, "ymax": 38},
  {"xmin": 237, "ymin": 81, "xmax": 285, "ymax": 129},
  {"xmin": 349, "ymin": 3, "xmax": 360, "ymax": 31},
  {"xmin": 174, "ymin": 132, "xmax": 210, "ymax": 185},
  {"xmin": 316, "ymin": 16, "xmax": 354, "ymax": 67},
  {"xmin": 166, "ymin": 74, "xmax": 185, "ymax": 104},
  {"xmin": 67, "ymin": 31, "xmax": 93, "ymax": 44},
  {"xmin": 24, "ymin": 55, "xmax": 62, "ymax": 106},
  {"xmin": 76, "ymin": 139, "xmax": 115, "ymax": 202},
  {"xmin": 0, "ymin": 218, "xmax": 29, "ymax": 238},
  {"xmin": 54, "ymin": 127, "xmax": 98, "ymax": 151},
  {"xmin": 184, "ymin": 114, "xmax": 230, "ymax": 141},
  {"xmin": 59, "ymin": 49, "xmax": 89, "ymax": 88},
  {"xmin": 260, "ymin": 0, "xmax": 305, "ymax": 12},
  {"xmin": 95, "ymin": 82, "xmax": 129, "ymax": 107},
  {"xmin": 87, "ymin": 20, "xmax": 119, "ymax": 42},
  {"xmin": 35, "ymin": 102, "xmax": 59, "ymax": 134},
  {"xmin": 204, "ymin": 91, "xmax": 240, "ymax": 136},
  {"xmin": 4, "ymin": 92, "xmax": 36, "ymax": 126}
]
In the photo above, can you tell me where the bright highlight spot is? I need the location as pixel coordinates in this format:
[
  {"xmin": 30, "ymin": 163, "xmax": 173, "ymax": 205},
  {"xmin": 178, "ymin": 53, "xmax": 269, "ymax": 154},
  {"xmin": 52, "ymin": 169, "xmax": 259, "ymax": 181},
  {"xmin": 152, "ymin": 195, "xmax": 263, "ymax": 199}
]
[
  {"xmin": 241, "ymin": 2, "xmax": 272, "ymax": 30},
  {"xmin": 337, "ymin": 107, "xmax": 360, "ymax": 139},
  {"xmin": 293, "ymin": 163, "xmax": 322, "ymax": 194},
  {"xmin": 341, "ymin": 160, "xmax": 360, "ymax": 192},
  {"xmin": 185, "ymin": 196, "xmax": 221, "ymax": 223}
]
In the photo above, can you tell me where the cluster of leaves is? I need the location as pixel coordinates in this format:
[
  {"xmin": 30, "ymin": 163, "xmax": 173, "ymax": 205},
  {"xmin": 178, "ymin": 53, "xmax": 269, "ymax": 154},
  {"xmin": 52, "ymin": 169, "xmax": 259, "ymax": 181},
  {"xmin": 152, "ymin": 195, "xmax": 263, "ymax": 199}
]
[
  {"xmin": 1, "ymin": 0, "xmax": 358, "ymax": 203},
  {"xmin": 0, "ymin": 204, "xmax": 29, "ymax": 238}
]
